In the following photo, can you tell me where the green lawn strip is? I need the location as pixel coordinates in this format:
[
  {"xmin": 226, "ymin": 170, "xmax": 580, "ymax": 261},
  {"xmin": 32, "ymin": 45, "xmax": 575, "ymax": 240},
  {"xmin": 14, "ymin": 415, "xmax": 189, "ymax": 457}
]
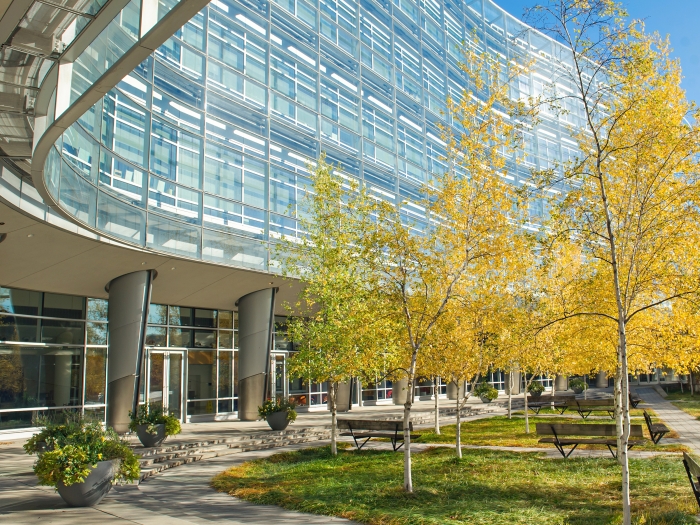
[
  {"xmin": 211, "ymin": 446, "xmax": 697, "ymax": 525},
  {"xmin": 666, "ymin": 392, "xmax": 700, "ymax": 419},
  {"xmin": 414, "ymin": 416, "xmax": 686, "ymax": 452}
]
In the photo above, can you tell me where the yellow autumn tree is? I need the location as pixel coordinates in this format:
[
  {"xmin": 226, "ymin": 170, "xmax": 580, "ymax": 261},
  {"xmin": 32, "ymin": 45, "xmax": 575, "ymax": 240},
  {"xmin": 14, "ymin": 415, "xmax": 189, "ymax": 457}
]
[{"xmin": 528, "ymin": 2, "xmax": 700, "ymax": 522}]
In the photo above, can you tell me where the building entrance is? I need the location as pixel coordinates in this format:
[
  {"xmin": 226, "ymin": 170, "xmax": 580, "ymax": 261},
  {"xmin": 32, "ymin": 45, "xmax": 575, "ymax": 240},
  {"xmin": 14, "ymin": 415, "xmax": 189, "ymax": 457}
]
[{"xmin": 146, "ymin": 350, "xmax": 184, "ymax": 420}]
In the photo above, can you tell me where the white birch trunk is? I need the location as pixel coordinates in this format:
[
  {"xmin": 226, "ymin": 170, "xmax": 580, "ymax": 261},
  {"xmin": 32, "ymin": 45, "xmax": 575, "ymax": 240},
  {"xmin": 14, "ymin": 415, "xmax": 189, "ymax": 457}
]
[
  {"xmin": 455, "ymin": 395, "xmax": 462, "ymax": 458},
  {"xmin": 403, "ymin": 352, "xmax": 418, "ymax": 493},
  {"xmin": 434, "ymin": 377, "xmax": 440, "ymax": 434},
  {"xmin": 329, "ymin": 381, "xmax": 337, "ymax": 455},
  {"xmin": 507, "ymin": 370, "xmax": 513, "ymax": 419}
]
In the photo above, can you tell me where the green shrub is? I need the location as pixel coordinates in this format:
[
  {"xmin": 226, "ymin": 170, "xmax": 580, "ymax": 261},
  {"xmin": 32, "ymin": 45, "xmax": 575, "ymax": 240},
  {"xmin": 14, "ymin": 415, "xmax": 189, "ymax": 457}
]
[
  {"xmin": 129, "ymin": 403, "xmax": 182, "ymax": 436},
  {"xmin": 24, "ymin": 411, "xmax": 139, "ymax": 488},
  {"xmin": 570, "ymin": 378, "xmax": 588, "ymax": 391},
  {"xmin": 258, "ymin": 398, "xmax": 298, "ymax": 422},
  {"xmin": 474, "ymin": 383, "xmax": 498, "ymax": 401},
  {"xmin": 527, "ymin": 382, "xmax": 545, "ymax": 394}
]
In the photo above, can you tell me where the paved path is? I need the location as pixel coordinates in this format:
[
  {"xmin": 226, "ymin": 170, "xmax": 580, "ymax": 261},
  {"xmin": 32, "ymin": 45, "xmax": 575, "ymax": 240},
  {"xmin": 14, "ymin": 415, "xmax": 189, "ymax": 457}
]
[
  {"xmin": 0, "ymin": 440, "xmax": 358, "ymax": 525},
  {"xmin": 637, "ymin": 387, "xmax": 700, "ymax": 452}
]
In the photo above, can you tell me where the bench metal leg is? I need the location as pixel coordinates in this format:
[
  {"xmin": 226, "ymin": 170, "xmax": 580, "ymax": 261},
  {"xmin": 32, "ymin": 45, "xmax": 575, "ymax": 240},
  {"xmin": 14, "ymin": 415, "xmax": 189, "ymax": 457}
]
[
  {"xmin": 553, "ymin": 442, "xmax": 579, "ymax": 458},
  {"xmin": 354, "ymin": 436, "xmax": 372, "ymax": 450},
  {"xmin": 651, "ymin": 432, "xmax": 668, "ymax": 444},
  {"xmin": 556, "ymin": 406, "xmax": 568, "ymax": 415},
  {"xmin": 577, "ymin": 409, "xmax": 592, "ymax": 419}
]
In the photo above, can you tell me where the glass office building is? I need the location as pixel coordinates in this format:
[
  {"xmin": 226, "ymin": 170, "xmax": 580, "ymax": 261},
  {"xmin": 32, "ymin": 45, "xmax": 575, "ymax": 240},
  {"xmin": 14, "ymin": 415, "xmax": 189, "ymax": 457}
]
[{"xmin": 0, "ymin": 0, "xmax": 685, "ymax": 432}]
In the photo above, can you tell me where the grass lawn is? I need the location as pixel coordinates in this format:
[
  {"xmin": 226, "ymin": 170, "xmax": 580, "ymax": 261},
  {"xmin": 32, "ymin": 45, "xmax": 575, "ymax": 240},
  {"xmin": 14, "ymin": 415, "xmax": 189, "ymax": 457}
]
[
  {"xmin": 414, "ymin": 415, "xmax": 686, "ymax": 452},
  {"xmin": 666, "ymin": 392, "xmax": 700, "ymax": 419},
  {"xmin": 211, "ymin": 445, "xmax": 698, "ymax": 524}
]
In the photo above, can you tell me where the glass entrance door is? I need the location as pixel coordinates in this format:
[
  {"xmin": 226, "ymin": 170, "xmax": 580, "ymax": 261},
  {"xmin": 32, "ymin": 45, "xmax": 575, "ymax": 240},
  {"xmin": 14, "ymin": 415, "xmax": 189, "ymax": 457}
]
[{"xmin": 147, "ymin": 350, "xmax": 184, "ymax": 420}]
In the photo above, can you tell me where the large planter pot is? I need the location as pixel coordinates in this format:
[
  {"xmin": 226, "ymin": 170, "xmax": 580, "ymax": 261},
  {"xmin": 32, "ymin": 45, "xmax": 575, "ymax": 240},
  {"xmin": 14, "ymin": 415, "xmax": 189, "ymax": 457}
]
[
  {"xmin": 529, "ymin": 391, "xmax": 543, "ymax": 399},
  {"xmin": 136, "ymin": 423, "xmax": 167, "ymax": 448},
  {"xmin": 56, "ymin": 460, "xmax": 116, "ymax": 507},
  {"xmin": 266, "ymin": 411, "xmax": 291, "ymax": 431},
  {"xmin": 479, "ymin": 396, "xmax": 493, "ymax": 404},
  {"xmin": 572, "ymin": 386, "xmax": 585, "ymax": 395}
]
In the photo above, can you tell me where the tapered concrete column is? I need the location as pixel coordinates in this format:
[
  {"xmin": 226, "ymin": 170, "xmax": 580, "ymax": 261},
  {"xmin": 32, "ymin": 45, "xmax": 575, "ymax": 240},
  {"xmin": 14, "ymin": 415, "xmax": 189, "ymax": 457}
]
[
  {"xmin": 334, "ymin": 381, "xmax": 352, "ymax": 412},
  {"xmin": 555, "ymin": 375, "xmax": 568, "ymax": 391},
  {"xmin": 53, "ymin": 354, "xmax": 73, "ymax": 407},
  {"xmin": 237, "ymin": 288, "xmax": 276, "ymax": 421},
  {"xmin": 505, "ymin": 371, "xmax": 522, "ymax": 395},
  {"xmin": 106, "ymin": 270, "xmax": 154, "ymax": 433},
  {"xmin": 447, "ymin": 381, "xmax": 466, "ymax": 400},
  {"xmin": 393, "ymin": 376, "xmax": 410, "ymax": 405},
  {"xmin": 595, "ymin": 371, "xmax": 608, "ymax": 388}
]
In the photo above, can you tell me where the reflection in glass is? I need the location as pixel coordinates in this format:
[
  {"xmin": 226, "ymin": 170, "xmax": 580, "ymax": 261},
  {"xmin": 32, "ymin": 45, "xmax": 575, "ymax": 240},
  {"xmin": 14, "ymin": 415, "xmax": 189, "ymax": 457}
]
[
  {"xmin": 0, "ymin": 315, "xmax": 39, "ymax": 342},
  {"xmin": 218, "ymin": 351, "xmax": 232, "ymax": 398},
  {"xmin": 145, "ymin": 326, "xmax": 166, "ymax": 346},
  {"xmin": 85, "ymin": 347, "xmax": 107, "ymax": 404},
  {"xmin": 87, "ymin": 298, "xmax": 108, "ymax": 321},
  {"xmin": 43, "ymin": 293, "xmax": 85, "ymax": 319},
  {"xmin": 41, "ymin": 320, "xmax": 85, "ymax": 345},
  {"xmin": 187, "ymin": 350, "xmax": 216, "ymax": 399},
  {"xmin": 168, "ymin": 306, "xmax": 192, "ymax": 326},
  {"xmin": 0, "ymin": 346, "xmax": 82, "ymax": 409},
  {"xmin": 218, "ymin": 330, "xmax": 233, "ymax": 349},
  {"xmin": 169, "ymin": 352, "xmax": 183, "ymax": 417},
  {"xmin": 148, "ymin": 304, "xmax": 168, "ymax": 325},
  {"xmin": 218, "ymin": 310, "xmax": 233, "ymax": 329},
  {"xmin": 0, "ymin": 287, "xmax": 42, "ymax": 315},
  {"xmin": 194, "ymin": 330, "xmax": 215, "ymax": 348},
  {"xmin": 87, "ymin": 322, "xmax": 107, "ymax": 345},
  {"xmin": 168, "ymin": 328, "xmax": 192, "ymax": 347},
  {"xmin": 194, "ymin": 308, "xmax": 216, "ymax": 327}
]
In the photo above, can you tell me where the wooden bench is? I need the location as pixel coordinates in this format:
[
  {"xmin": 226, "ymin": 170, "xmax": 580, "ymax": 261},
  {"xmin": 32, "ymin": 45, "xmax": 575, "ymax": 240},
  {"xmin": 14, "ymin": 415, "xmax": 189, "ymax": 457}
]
[
  {"xmin": 536, "ymin": 423, "xmax": 645, "ymax": 458},
  {"xmin": 643, "ymin": 410, "xmax": 670, "ymax": 444},
  {"xmin": 526, "ymin": 395, "xmax": 575, "ymax": 415},
  {"xmin": 566, "ymin": 399, "xmax": 615, "ymax": 419},
  {"xmin": 683, "ymin": 452, "xmax": 700, "ymax": 510},
  {"xmin": 337, "ymin": 419, "xmax": 418, "ymax": 451},
  {"xmin": 629, "ymin": 393, "xmax": 643, "ymax": 408}
]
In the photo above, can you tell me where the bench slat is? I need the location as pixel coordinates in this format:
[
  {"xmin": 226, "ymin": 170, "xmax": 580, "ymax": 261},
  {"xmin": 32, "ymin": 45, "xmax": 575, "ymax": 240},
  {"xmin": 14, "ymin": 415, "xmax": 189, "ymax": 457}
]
[
  {"xmin": 539, "ymin": 437, "xmax": 644, "ymax": 445},
  {"xmin": 566, "ymin": 399, "xmax": 615, "ymax": 407},
  {"xmin": 685, "ymin": 452, "xmax": 700, "ymax": 478},
  {"xmin": 536, "ymin": 423, "xmax": 643, "ymax": 438},
  {"xmin": 337, "ymin": 419, "xmax": 413, "ymax": 432}
]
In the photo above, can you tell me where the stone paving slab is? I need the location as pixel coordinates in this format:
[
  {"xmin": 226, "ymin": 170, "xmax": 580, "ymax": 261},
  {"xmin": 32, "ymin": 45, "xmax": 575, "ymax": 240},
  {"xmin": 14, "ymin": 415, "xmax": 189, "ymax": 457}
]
[{"xmin": 636, "ymin": 387, "xmax": 700, "ymax": 453}]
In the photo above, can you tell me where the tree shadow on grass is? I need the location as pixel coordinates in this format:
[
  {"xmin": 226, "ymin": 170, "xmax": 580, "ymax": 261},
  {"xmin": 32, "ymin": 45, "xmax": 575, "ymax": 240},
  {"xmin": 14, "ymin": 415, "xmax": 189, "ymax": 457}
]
[{"xmin": 212, "ymin": 446, "xmax": 698, "ymax": 525}]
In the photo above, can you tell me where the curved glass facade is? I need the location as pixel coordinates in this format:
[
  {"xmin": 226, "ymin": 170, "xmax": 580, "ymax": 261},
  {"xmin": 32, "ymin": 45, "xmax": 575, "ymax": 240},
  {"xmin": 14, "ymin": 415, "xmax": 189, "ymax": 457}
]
[{"xmin": 45, "ymin": 0, "xmax": 576, "ymax": 271}]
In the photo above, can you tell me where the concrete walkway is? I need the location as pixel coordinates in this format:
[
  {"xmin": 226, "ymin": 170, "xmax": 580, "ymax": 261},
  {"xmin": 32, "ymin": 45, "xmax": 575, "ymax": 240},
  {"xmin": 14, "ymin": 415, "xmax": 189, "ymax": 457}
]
[
  {"xmin": 637, "ymin": 387, "xmax": 700, "ymax": 453},
  {"xmin": 0, "ymin": 440, "xmax": 358, "ymax": 525}
]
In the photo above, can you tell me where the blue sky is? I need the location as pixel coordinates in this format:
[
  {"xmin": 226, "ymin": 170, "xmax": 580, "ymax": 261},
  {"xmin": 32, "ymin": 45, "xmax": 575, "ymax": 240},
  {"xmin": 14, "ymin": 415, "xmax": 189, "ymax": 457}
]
[{"xmin": 494, "ymin": 1, "xmax": 700, "ymax": 104}]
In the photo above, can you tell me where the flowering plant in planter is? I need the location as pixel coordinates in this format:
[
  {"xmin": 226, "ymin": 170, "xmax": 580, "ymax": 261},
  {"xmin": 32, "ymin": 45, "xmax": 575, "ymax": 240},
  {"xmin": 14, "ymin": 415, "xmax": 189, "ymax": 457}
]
[
  {"xmin": 258, "ymin": 398, "xmax": 298, "ymax": 422},
  {"xmin": 527, "ymin": 382, "xmax": 545, "ymax": 396},
  {"xmin": 473, "ymin": 382, "xmax": 498, "ymax": 402},
  {"xmin": 129, "ymin": 403, "xmax": 182, "ymax": 436},
  {"xmin": 569, "ymin": 378, "xmax": 588, "ymax": 394},
  {"xmin": 24, "ymin": 412, "xmax": 139, "ymax": 489}
]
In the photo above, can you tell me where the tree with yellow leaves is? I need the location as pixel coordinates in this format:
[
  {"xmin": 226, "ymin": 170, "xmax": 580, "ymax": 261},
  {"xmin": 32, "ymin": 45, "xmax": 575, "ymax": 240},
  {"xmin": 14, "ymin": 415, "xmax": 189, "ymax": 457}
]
[
  {"xmin": 527, "ymin": 2, "xmax": 700, "ymax": 522},
  {"xmin": 279, "ymin": 156, "xmax": 400, "ymax": 456},
  {"xmin": 361, "ymin": 39, "xmax": 533, "ymax": 491}
]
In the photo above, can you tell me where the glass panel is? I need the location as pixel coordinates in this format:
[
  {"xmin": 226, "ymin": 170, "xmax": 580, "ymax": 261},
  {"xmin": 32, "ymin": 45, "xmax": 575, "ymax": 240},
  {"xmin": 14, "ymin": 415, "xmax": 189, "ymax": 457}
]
[
  {"xmin": 149, "ymin": 352, "xmax": 165, "ymax": 407},
  {"xmin": 288, "ymin": 377, "xmax": 307, "ymax": 406},
  {"xmin": 146, "ymin": 212, "xmax": 201, "ymax": 258},
  {"xmin": 86, "ymin": 322, "xmax": 107, "ymax": 345},
  {"xmin": 168, "ymin": 306, "xmax": 192, "ymax": 326},
  {"xmin": 187, "ymin": 350, "xmax": 216, "ymax": 399},
  {"xmin": 145, "ymin": 326, "xmax": 166, "ymax": 346},
  {"xmin": 41, "ymin": 320, "xmax": 85, "ymax": 345},
  {"xmin": 187, "ymin": 399, "xmax": 215, "ymax": 415},
  {"xmin": 87, "ymin": 298, "xmax": 108, "ymax": 321},
  {"xmin": 0, "ymin": 345, "xmax": 82, "ymax": 408},
  {"xmin": 85, "ymin": 347, "xmax": 107, "ymax": 404},
  {"xmin": 97, "ymin": 190, "xmax": 146, "ymax": 245},
  {"xmin": 194, "ymin": 309, "xmax": 216, "ymax": 328},
  {"xmin": 218, "ymin": 351, "xmax": 232, "ymax": 398},
  {"xmin": 0, "ymin": 287, "xmax": 42, "ymax": 315},
  {"xmin": 194, "ymin": 330, "xmax": 216, "ymax": 348},
  {"xmin": 0, "ymin": 315, "xmax": 39, "ymax": 343},
  {"xmin": 43, "ymin": 293, "xmax": 85, "ymax": 319},
  {"xmin": 148, "ymin": 304, "xmax": 168, "ymax": 324},
  {"xmin": 217, "ymin": 399, "xmax": 232, "ymax": 412},
  {"xmin": 168, "ymin": 352, "xmax": 183, "ymax": 417},
  {"xmin": 219, "ymin": 330, "xmax": 233, "ymax": 349},
  {"xmin": 202, "ymin": 229, "xmax": 267, "ymax": 270},
  {"xmin": 219, "ymin": 310, "xmax": 233, "ymax": 329},
  {"xmin": 168, "ymin": 328, "xmax": 192, "ymax": 347}
]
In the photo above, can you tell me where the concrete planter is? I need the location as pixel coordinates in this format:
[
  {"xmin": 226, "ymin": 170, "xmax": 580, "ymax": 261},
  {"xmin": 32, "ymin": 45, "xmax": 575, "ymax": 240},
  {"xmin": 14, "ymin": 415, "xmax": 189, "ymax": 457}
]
[
  {"xmin": 56, "ymin": 460, "xmax": 116, "ymax": 507},
  {"xmin": 572, "ymin": 386, "xmax": 585, "ymax": 395},
  {"xmin": 479, "ymin": 395, "xmax": 493, "ymax": 404},
  {"xmin": 529, "ymin": 391, "xmax": 543, "ymax": 399},
  {"xmin": 266, "ymin": 411, "xmax": 291, "ymax": 431},
  {"xmin": 136, "ymin": 424, "xmax": 167, "ymax": 448}
]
